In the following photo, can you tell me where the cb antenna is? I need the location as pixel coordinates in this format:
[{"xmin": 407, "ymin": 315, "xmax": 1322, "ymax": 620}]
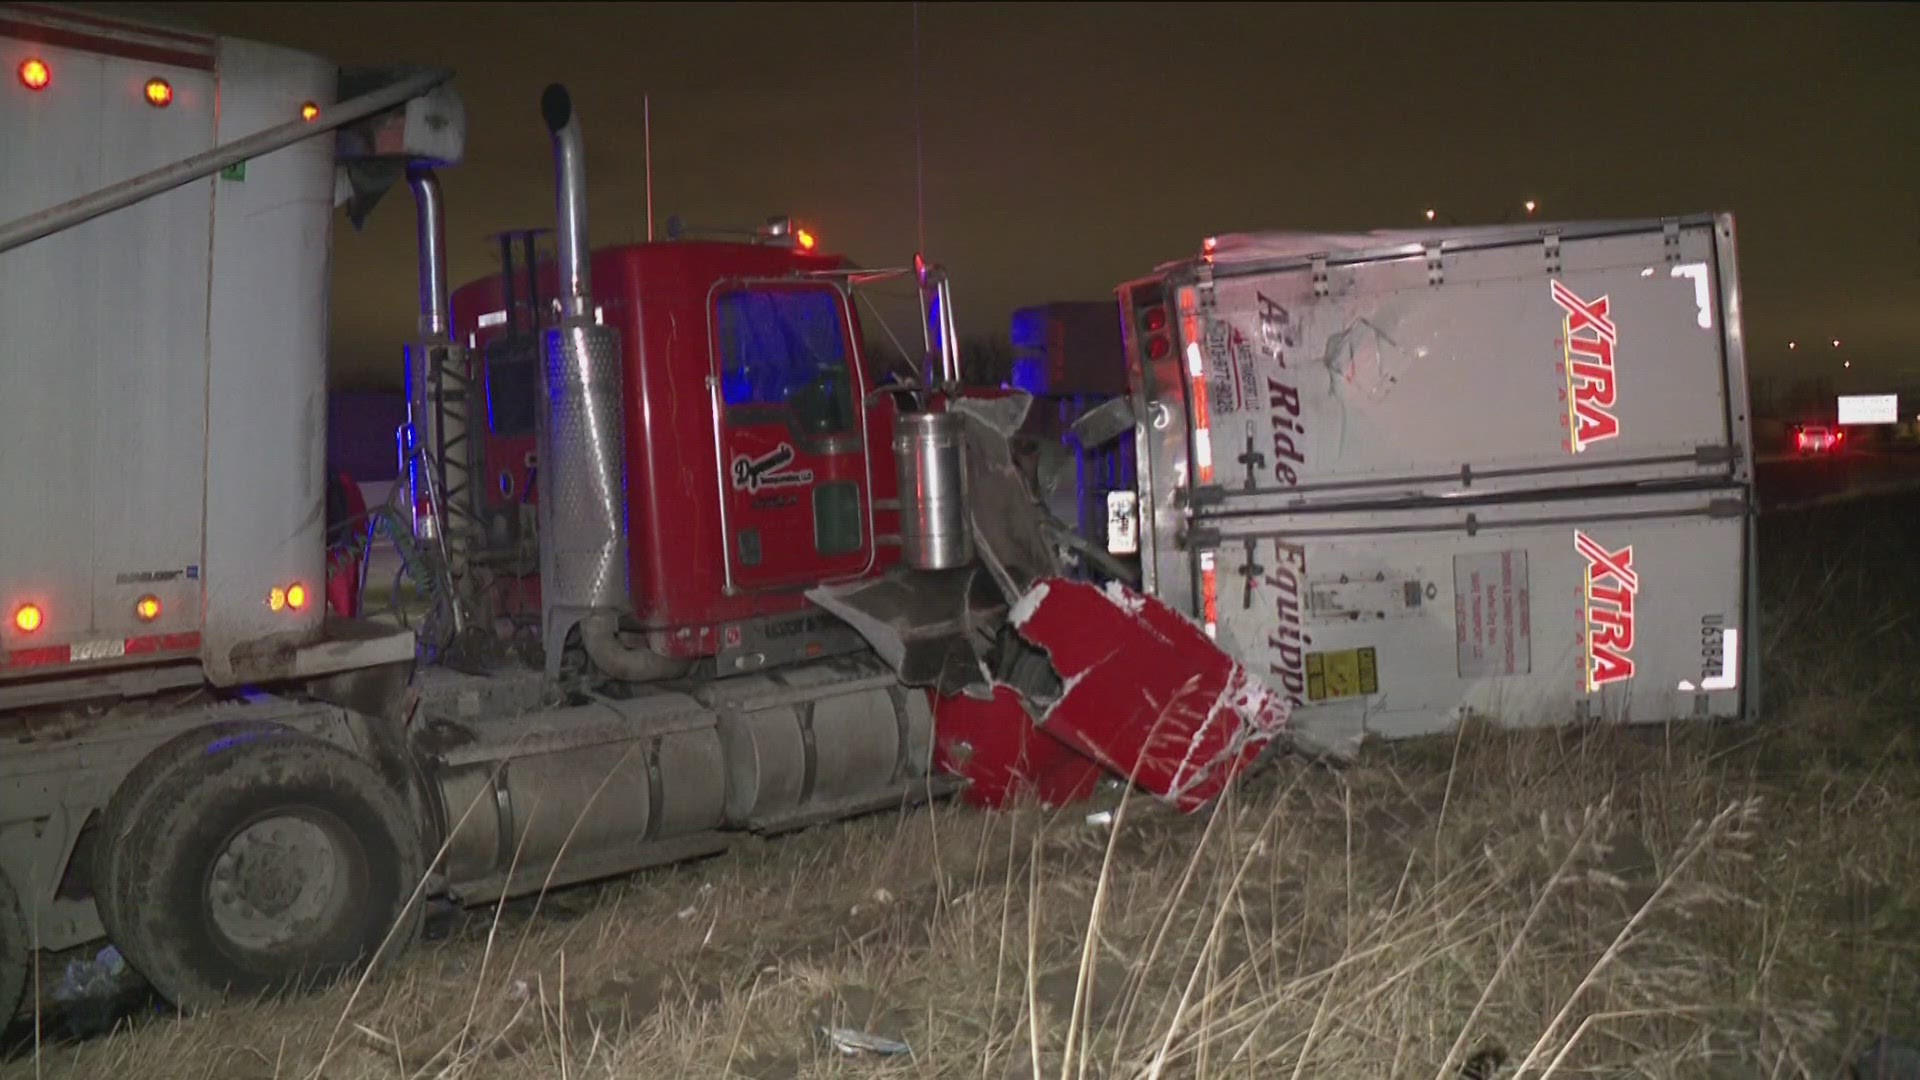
[
  {"xmin": 912, "ymin": 2, "xmax": 925, "ymax": 256},
  {"xmin": 644, "ymin": 94, "xmax": 655, "ymax": 242}
]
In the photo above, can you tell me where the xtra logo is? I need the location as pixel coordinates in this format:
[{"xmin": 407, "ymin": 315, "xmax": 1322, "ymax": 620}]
[
  {"xmin": 1574, "ymin": 530, "xmax": 1638, "ymax": 692},
  {"xmin": 731, "ymin": 443, "xmax": 814, "ymax": 493},
  {"xmin": 1551, "ymin": 280, "xmax": 1620, "ymax": 453}
]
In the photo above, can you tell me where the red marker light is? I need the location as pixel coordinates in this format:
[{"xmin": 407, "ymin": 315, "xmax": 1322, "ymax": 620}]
[
  {"xmin": 300, "ymin": 101, "xmax": 320, "ymax": 122},
  {"xmin": 13, "ymin": 604, "xmax": 43, "ymax": 633},
  {"xmin": 1143, "ymin": 307, "xmax": 1169, "ymax": 333},
  {"xmin": 18, "ymin": 58, "xmax": 50, "ymax": 91},
  {"xmin": 144, "ymin": 78, "xmax": 172, "ymax": 107},
  {"xmin": 1146, "ymin": 335, "xmax": 1171, "ymax": 361},
  {"xmin": 796, "ymin": 228, "xmax": 817, "ymax": 251}
]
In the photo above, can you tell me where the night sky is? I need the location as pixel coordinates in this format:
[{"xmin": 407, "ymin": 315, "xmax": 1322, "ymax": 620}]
[{"xmin": 154, "ymin": 2, "xmax": 1919, "ymax": 393}]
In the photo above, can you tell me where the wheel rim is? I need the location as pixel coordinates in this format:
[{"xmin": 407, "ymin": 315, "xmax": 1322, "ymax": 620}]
[{"xmin": 204, "ymin": 810, "xmax": 356, "ymax": 955}]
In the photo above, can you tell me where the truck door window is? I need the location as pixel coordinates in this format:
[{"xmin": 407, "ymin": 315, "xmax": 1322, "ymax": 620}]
[{"xmin": 715, "ymin": 287, "xmax": 856, "ymax": 437}]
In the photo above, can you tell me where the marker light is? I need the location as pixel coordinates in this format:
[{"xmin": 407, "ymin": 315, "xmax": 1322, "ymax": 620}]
[
  {"xmin": 13, "ymin": 604, "xmax": 43, "ymax": 633},
  {"xmin": 1142, "ymin": 307, "xmax": 1168, "ymax": 333},
  {"xmin": 285, "ymin": 583, "xmax": 308, "ymax": 611},
  {"xmin": 796, "ymin": 228, "xmax": 817, "ymax": 251},
  {"xmin": 18, "ymin": 58, "xmax": 50, "ymax": 91},
  {"xmin": 269, "ymin": 587, "xmax": 287, "ymax": 612},
  {"xmin": 135, "ymin": 595, "xmax": 162, "ymax": 621},
  {"xmin": 300, "ymin": 101, "xmax": 319, "ymax": 122},
  {"xmin": 144, "ymin": 78, "xmax": 172, "ymax": 107},
  {"xmin": 1146, "ymin": 335, "xmax": 1171, "ymax": 361}
]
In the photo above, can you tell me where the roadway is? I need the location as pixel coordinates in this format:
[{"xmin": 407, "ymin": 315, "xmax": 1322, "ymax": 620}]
[{"xmin": 1754, "ymin": 445, "xmax": 1920, "ymax": 511}]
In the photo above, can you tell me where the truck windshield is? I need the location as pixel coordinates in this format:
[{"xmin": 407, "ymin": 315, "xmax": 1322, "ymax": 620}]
[{"xmin": 715, "ymin": 286, "xmax": 856, "ymax": 436}]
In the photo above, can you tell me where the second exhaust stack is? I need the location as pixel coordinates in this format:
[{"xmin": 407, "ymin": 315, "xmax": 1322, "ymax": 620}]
[{"xmin": 536, "ymin": 83, "xmax": 631, "ymax": 672}]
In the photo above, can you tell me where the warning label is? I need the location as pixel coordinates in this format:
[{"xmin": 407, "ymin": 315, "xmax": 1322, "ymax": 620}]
[
  {"xmin": 1453, "ymin": 550, "xmax": 1532, "ymax": 678},
  {"xmin": 1305, "ymin": 647, "xmax": 1379, "ymax": 702}
]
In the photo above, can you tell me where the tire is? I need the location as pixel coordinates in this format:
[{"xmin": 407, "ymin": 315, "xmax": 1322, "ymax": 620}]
[
  {"xmin": 93, "ymin": 720, "xmax": 296, "ymax": 961},
  {"xmin": 0, "ymin": 871, "xmax": 25, "ymax": 1025},
  {"xmin": 108, "ymin": 731, "xmax": 425, "ymax": 1011}
]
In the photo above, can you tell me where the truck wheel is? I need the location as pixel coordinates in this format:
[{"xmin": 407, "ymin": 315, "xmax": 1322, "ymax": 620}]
[
  {"xmin": 108, "ymin": 732, "xmax": 425, "ymax": 1011},
  {"xmin": 0, "ymin": 871, "xmax": 25, "ymax": 1024},
  {"xmin": 93, "ymin": 720, "xmax": 296, "ymax": 961}
]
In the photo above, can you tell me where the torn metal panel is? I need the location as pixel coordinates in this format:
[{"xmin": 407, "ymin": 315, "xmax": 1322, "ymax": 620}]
[
  {"xmin": 805, "ymin": 566, "xmax": 1003, "ymax": 695},
  {"xmin": 1011, "ymin": 578, "xmax": 1289, "ymax": 813},
  {"xmin": 1067, "ymin": 395, "xmax": 1136, "ymax": 450},
  {"xmin": 931, "ymin": 686, "xmax": 1103, "ymax": 809},
  {"xmin": 949, "ymin": 393, "xmax": 1066, "ymax": 602}
]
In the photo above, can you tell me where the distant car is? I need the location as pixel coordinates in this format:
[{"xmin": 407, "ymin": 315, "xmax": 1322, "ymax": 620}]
[{"xmin": 1793, "ymin": 424, "xmax": 1844, "ymax": 454}]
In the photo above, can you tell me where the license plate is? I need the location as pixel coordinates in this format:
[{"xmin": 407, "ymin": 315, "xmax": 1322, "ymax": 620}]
[{"xmin": 1106, "ymin": 490, "xmax": 1139, "ymax": 555}]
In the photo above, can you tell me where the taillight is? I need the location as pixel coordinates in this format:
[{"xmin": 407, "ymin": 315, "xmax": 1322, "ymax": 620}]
[
  {"xmin": 144, "ymin": 78, "xmax": 172, "ymax": 108},
  {"xmin": 269, "ymin": 587, "xmax": 287, "ymax": 612},
  {"xmin": 13, "ymin": 604, "xmax": 43, "ymax": 633},
  {"xmin": 135, "ymin": 595, "xmax": 162, "ymax": 622},
  {"xmin": 18, "ymin": 58, "xmax": 50, "ymax": 91},
  {"xmin": 1136, "ymin": 296, "xmax": 1173, "ymax": 365},
  {"xmin": 300, "ymin": 101, "xmax": 320, "ymax": 122},
  {"xmin": 285, "ymin": 583, "xmax": 309, "ymax": 611}
]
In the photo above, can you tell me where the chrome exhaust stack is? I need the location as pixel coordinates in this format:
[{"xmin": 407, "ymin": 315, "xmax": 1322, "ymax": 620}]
[{"xmin": 535, "ymin": 84, "xmax": 684, "ymax": 681}]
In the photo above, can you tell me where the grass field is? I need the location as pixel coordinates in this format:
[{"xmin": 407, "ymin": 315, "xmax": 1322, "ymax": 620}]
[{"xmin": 7, "ymin": 494, "xmax": 1917, "ymax": 1079}]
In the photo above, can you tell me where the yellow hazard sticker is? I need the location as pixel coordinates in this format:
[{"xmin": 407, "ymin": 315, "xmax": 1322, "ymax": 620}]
[{"xmin": 1305, "ymin": 647, "xmax": 1379, "ymax": 703}]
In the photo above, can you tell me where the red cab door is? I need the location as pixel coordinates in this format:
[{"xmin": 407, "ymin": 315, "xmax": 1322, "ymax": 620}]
[{"xmin": 709, "ymin": 282, "xmax": 876, "ymax": 593}]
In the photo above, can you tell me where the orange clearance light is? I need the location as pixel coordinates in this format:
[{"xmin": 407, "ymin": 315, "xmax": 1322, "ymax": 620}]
[
  {"xmin": 285, "ymin": 583, "xmax": 308, "ymax": 611},
  {"xmin": 135, "ymin": 595, "xmax": 162, "ymax": 621},
  {"xmin": 144, "ymin": 77, "xmax": 172, "ymax": 107},
  {"xmin": 19, "ymin": 58, "xmax": 51, "ymax": 91},
  {"xmin": 13, "ymin": 604, "xmax": 43, "ymax": 633},
  {"xmin": 796, "ymin": 228, "xmax": 817, "ymax": 251},
  {"xmin": 300, "ymin": 101, "xmax": 319, "ymax": 122},
  {"xmin": 269, "ymin": 587, "xmax": 287, "ymax": 612}
]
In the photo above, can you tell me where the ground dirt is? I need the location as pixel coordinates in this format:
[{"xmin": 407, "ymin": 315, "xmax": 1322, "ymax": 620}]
[{"xmin": 4, "ymin": 495, "xmax": 1917, "ymax": 1079}]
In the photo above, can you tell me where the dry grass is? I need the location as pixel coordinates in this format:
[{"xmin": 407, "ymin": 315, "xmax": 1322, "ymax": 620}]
[{"xmin": 7, "ymin": 497, "xmax": 1917, "ymax": 1080}]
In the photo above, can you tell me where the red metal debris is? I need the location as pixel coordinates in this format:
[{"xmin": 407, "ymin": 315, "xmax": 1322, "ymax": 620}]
[
  {"xmin": 932, "ymin": 686, "xmax": 1105, "ymax": 809},
  {"xmin": 1010, "ymin": 578, "xmax": 1289, "ymax": 813}
]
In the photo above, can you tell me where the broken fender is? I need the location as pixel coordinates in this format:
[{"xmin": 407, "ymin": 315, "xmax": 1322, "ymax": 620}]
[
  {"xmin": 930, "ymin": 686, "xmax": 1105, "ymax": 809},
  {"xmin": 1011, "ymin": 579, "xmax": 1289, "ymax": 813}
]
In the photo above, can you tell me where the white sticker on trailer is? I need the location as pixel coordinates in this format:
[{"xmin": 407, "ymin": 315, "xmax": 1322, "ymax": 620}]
[
  {"xmin": 70, "ymin": 639, "xmax": 127, "ymax": 662},
  {"xmin": 1453, "ymin": 550, "xmax": 1532, "ymax": 678}
]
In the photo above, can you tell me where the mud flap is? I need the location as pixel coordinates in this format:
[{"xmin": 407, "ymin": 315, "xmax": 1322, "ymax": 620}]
[{"xmin": 1009, "ymin": 578, "xmax": 1290, "ymax": 813}]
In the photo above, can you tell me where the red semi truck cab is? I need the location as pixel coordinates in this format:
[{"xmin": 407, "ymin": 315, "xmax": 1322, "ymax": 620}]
[{"xmin": 449, "ymin": 236, "xmax": 905, "ymax": 662}]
